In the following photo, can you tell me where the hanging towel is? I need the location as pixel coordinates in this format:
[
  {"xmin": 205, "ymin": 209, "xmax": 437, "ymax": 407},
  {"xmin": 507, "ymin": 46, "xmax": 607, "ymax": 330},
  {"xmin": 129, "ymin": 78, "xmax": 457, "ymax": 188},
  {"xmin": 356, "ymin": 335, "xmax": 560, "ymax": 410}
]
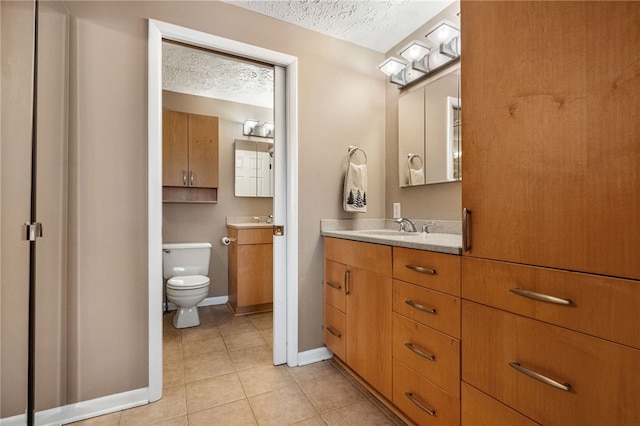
[
  {"xmin": 409, "ymin": 167, "xmax": 425, "ymax": 185},
  {"xmin": 343, "ymin": 162, "xmax": 367, "ymax": 213}
]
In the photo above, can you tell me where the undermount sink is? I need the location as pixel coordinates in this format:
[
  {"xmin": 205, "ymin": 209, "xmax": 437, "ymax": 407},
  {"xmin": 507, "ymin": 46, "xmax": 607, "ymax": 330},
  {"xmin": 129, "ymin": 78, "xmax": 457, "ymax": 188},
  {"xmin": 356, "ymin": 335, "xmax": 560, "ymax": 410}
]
[{"xmin": 353, "ymin": 229, "xmax": 412, "ymax": 236}]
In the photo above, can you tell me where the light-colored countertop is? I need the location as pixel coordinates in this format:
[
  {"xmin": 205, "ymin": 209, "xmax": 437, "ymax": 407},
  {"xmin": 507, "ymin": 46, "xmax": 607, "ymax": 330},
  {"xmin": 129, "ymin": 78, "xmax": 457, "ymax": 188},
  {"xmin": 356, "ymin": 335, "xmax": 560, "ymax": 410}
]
[
  {"xmin": 321, "ymin": 219, "xmax": 462, "ymax": 255},
  {"xmin": 226, "ymin": 223, "xmax": 273, "ymax": 230},
  {"xmin": 226, "ymin": 216, "xmax": 273, "ymax": 229}
]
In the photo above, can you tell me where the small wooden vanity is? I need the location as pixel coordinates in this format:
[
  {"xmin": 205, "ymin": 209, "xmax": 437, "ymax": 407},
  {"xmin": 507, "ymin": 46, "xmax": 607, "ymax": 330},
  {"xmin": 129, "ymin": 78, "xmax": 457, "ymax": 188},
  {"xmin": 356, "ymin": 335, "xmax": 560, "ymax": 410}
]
[{"xmin": 227, "ymin": 224, "xmax": 273, "ymax": 315}]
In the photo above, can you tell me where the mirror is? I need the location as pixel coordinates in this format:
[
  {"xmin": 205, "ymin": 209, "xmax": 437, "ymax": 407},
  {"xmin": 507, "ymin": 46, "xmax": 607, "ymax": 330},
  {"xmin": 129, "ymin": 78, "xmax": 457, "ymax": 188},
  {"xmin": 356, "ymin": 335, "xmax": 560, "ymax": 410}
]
[
  {"xmin": 235, "ymin": 139, "xmax": 274, "ymax": 197},
  {"xmin": 398, "ymin": 65, "xmax": 461, "ymax": 186}
]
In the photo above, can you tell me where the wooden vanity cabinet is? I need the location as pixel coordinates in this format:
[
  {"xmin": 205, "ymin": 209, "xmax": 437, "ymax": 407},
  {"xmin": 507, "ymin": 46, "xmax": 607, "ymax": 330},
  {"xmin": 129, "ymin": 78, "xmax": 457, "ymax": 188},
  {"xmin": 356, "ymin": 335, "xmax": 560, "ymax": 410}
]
[
  {"xmin": 227, "ymin": 226, "xmax": 272, "ymax": 315},
  {"xmin": 460, "ymin": 2, "xmax": 640, "ymax": 424},
  {"xmin": 163, "ymin": 109, "xmax": 219, "ymax": 203},
  {"xmin": 323, "ymin": 237, "xmax": 393, "ymax": 400}
]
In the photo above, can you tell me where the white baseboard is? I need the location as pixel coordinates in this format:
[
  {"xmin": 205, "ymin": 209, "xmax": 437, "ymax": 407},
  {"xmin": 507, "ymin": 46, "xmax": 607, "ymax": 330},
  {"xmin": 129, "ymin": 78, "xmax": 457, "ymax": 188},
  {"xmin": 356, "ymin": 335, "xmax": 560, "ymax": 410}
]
[
  {"xmin": 1, "ymin": 388, "xmax": 148, "ymax": 426},
  {"xmin": 297, "ymin": 346, "xmax": 333, "ymax": 366},
  {"xmin": 165, "ymin": 295, "xmax": 229, "ymax": 311}
]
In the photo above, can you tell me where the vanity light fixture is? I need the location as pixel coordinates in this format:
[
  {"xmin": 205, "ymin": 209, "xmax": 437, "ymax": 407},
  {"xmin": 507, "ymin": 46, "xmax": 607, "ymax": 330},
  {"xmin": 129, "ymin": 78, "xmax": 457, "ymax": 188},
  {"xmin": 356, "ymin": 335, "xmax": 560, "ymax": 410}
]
[
  {"xmin": 242, "ymin": 120, "xmax": 274, "ymax": 138},
  {"xmin": 380, "ymin": 21, "xmax": 460, "ymax": 88}
]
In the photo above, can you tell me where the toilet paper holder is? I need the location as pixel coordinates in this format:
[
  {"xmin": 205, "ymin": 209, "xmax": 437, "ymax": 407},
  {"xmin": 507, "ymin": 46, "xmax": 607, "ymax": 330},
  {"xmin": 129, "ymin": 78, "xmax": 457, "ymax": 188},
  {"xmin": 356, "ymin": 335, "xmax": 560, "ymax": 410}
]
[{"xmin": 221, "ymin": 236, "xmax": 237, "ymax": 245}]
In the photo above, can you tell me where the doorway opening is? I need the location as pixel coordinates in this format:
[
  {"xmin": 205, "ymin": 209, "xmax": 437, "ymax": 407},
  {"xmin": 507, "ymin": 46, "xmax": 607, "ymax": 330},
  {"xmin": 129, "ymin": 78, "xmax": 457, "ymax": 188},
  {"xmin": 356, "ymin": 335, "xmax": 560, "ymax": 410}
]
[{"xmin": 148, "ymin": 20, "xmax": 299, "ymax": 402}]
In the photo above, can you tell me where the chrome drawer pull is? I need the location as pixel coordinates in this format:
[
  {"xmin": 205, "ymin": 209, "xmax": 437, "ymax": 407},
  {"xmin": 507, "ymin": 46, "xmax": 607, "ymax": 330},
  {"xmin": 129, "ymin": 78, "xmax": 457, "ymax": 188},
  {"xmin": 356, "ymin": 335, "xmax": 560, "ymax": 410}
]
[
  {"xmin": 326, "ymin": 281, "xmax": 342, "ymax": 290},
  {"xmin": 404, "ymin": 342, "xmax": 435, "ymax": 361},
  {"xmin": 405, "ymin": 392, "xmax": 435, "ymax": 416},
  {"xmin": 509, "ymin": 362, "xmax": 571, "ymax": 392},
  {"xmin": 405, "ymin": 300, "xmax": 437, "ymax": 315},
  {"xmin": 509, "ymin": 288, "xmax": 572, "ymax": 305},
  {"xmin": 406, "ymin": 264, "xmax": 436, "ymax": 275},
  {"xmin": 326, "ymin": 326, "xmax": 342, "ymax": 338}
]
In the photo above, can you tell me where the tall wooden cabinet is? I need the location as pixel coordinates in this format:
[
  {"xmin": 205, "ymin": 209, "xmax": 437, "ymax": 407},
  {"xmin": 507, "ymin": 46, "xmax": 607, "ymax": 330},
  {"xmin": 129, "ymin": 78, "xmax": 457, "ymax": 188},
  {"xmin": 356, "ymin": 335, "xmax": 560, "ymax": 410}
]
[
  {"xmin": 163, "ymin": 109, "xmax": 219, "ymax": 203},
  {"xmin": 460, "ymin": 2, "xmax": 640, "ymax": 424}
]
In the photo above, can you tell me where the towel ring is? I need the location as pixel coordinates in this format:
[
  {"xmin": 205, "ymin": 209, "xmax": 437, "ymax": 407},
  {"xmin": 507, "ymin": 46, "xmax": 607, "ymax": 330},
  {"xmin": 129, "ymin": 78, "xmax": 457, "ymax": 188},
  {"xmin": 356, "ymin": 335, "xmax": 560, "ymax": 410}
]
[
  {"xmin": 348, "ymin": 146, "xmax": 367, "ymax": 164},
  {"xmin": 407, "ymin": 153, "xmax": 424, "ymax": 170}
]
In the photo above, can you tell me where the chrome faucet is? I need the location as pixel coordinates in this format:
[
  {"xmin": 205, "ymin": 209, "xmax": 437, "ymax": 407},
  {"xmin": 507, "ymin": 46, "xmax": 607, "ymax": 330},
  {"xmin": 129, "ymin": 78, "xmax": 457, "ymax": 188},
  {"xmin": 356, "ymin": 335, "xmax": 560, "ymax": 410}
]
[
  {"xmin": 422, "ymin": 221, "xmax": 437, "ymax": 233},
  {"xmin": 395, "ymin": 217, "xmax": 417, "ymax": 232},
  {"xmin": 266, "ymin": 214, "xmax": 273, "ymax": 224}
]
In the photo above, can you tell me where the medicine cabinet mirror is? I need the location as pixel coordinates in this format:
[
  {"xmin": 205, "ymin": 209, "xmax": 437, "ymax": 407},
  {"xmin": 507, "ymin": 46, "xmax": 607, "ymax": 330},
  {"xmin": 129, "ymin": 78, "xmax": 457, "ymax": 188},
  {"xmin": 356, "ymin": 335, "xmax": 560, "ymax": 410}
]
[
  {"xmin": 398, "ymin": 66, "xmax": 461, "ymax": 187},
  {"xmin": 235, "ymin": 139, "xmax": 274, "ymax": 197}
]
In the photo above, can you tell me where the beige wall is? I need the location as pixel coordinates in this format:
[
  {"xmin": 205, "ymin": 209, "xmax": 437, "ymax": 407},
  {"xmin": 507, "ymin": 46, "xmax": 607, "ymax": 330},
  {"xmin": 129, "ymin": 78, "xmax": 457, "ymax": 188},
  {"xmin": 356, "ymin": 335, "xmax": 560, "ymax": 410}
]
[
  {"xmin": 62, "ymin": 0, "xmax": 386, "ymax": 404},
  {"xmin": 162, "ymin": 90, "xmax": 273, "ymax": 298},
  {"xmin": 384, "ymin": 2, "xmax": 462, "ymax": 221}
]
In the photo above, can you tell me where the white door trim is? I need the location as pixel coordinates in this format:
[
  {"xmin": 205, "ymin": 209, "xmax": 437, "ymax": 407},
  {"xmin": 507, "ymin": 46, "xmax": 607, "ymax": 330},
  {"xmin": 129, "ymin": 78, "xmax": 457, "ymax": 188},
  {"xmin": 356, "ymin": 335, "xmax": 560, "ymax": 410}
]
[{"xmin": 147, "ymin": 19, "xmax": 299, "ymax": 402}]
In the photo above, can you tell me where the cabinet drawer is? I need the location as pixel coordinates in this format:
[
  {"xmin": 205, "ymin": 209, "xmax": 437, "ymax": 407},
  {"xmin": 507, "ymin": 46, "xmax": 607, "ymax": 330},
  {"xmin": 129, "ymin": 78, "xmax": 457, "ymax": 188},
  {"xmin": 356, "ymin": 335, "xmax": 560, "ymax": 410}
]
[
  {"xmin": 393, "ymin": 360, "xmax": 460, "ymax": 426},
  {"xmin": 229, "ymin": 227, "xmax": 273, "ymax": 245},
  {"xmin": 462, "ymin": 257, "xmax": 640, "ymax": 348},
  {"xmin": 393, "ymin": 280, "xmax": 460, "ymax": 338},
  {"xmin": 393, "ymin": 247, "xmax": 460, "ymax": 296},
  {"xmin": 324, "ymin": 237, "xmax": 391, "ymax": 277},
  {"xmin": 461, "ymin": 382, "xmax": 540, "ymax": 426},
  {"xmin": 393, "ymin": 313, "xmax": 460, "ymax": 398},
  {"xmin": 462, "ymin": 301, "xmax": 640, "ymax": 426},
  {"xmin": 324, "ymin": 260, "xmax": 346, "ymax": 312},
  {"xmin": 323, "ymin": 303, "xmax": 346, "ymax": 361}
]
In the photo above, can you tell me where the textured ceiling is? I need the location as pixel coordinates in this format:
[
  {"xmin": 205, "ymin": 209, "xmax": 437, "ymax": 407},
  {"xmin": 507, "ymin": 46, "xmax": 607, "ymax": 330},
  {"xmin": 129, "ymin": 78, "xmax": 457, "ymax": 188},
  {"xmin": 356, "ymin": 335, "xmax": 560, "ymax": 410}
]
[
  {"xmin": 223, "ymin": 0, "xmax": 454, "ymax": 53},
  {"xmin": 163, "ymin": 1, "xmax": 454, "ymax": 107}
]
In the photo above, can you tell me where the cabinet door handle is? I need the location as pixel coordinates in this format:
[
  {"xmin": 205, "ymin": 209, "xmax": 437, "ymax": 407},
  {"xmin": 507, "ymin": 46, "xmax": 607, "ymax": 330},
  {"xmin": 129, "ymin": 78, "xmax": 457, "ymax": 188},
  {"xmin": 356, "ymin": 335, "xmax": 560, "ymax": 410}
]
[
  {"xmin": 462, "ymin": 207, "xmax": 471, "ymax": 252},
  {"xmin": 509, "ymin": 362, "xmax": 571, "ymax": 392},
  {"xmin": 183, "ymin": 170, "xmax": 187, "ymax": 186},
  {"xmin": 345, "ymin": 270, "xmax": 351, "ymax": 295},
  {"xmin": 404, "ymin": 392, "xmax": 435, "ymax": 416},
  {"xmin": 326, "ymin": 281, "xmax": 341, "ymax": 290},
  {"xmin": 190, "ymin": 170, "xmax": 194, "ymax": 186},
  {"xmin": 509, "ymin": 288, "xmax": 572, "ymax": 305},
  {"xmin": 405, "ymin": 264, "xmax": 436, "ymax": 275},
  {"xmin": 404, "ymin": 342, "xmax": 435, "ymax": 361},
  {"xmin": 326, "ymin": 326, "xmax": 341, "ymax": 338},
  {"xmin": 405, "ymin": 300, "xmax": 437, "ymax": 315}
]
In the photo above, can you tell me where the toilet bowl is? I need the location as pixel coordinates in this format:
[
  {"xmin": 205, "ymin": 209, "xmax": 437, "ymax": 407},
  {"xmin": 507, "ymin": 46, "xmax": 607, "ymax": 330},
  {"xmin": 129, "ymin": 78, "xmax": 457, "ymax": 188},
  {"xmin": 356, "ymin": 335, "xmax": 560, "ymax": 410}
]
[{"xmin": 162, "ymin": 242, "xmax": 212, "ymax": 329}]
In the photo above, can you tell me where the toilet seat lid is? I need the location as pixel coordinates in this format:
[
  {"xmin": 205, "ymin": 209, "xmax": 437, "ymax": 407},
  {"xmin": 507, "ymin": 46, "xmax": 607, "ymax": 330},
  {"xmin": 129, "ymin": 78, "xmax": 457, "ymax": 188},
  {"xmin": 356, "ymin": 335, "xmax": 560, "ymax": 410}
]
[{"xmin": 167, "ymin": 275, "xmax": 210, "ymax": 290}]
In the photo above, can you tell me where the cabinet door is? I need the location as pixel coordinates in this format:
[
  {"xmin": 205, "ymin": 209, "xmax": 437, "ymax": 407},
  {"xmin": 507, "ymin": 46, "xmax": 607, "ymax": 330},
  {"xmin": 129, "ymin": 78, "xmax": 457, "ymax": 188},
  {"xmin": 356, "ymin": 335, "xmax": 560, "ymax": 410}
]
[
  {"xmin": 237, "ymin": 243, "xmax": 273, "ymax": 307},
  {"xmin": 346, "ymin": 267, "xmax": 392, "ymax": 400},
  {"xmin": 461, "ymin": 1, "xmax": 640, "ymax": 280},
  {"xmin": 188, "ymin": 113, "xmax": 218, "ymax": 188},
  {"xmin": 162, "ymin": 110, "xmax": 189, "ymax": 186}
]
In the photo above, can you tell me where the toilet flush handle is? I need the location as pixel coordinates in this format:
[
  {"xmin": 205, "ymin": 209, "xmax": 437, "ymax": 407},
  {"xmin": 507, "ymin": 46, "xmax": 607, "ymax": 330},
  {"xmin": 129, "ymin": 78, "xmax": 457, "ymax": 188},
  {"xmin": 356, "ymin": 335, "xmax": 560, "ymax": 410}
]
[{"xmin": 162, "ymin": 249, "xmax": 171, "ymax": 254}]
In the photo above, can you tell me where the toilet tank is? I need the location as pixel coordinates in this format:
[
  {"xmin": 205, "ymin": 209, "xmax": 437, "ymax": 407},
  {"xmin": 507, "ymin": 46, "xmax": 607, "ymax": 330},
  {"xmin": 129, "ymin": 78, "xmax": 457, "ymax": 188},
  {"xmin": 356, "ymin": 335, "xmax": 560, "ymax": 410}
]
[{"xmin": 162, "ymin": 242, "xmax": 212, "ymax": 279}]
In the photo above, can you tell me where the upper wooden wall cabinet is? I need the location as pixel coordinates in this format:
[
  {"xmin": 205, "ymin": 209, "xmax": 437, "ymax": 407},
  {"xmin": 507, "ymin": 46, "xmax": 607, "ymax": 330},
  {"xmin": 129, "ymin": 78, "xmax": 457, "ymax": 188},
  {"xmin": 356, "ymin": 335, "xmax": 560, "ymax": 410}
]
[{"xmin": 163, "ymin": 109, "xmax": 219, "ymax": 203}]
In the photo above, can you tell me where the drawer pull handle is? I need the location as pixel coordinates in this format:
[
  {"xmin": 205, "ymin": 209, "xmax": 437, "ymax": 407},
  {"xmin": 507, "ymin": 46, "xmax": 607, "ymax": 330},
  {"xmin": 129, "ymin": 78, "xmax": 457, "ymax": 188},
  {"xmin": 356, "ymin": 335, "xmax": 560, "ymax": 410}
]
[
  {"xmin": 404, "ymin": 342, "xmax": 435, "ymax": 361},
  {"xmin": 405, "ymin": 392, "xmax": 435, "ymax": 416},
  {"xmin": 462, "ymin": 207, "xmax": 471, "ymax": 252},
  {"xmin": 405, "ymin": 300, "xmax": 437, "ymax": 315},
  {"xmin": 509, "ymin": 362, "xmax": 571, "ymax": 392},
  {"xmin": 509, "ymin": 288, "xmax": 572, "ymax": 306},
  {"xmin": 326, "ymin": 281, "xmax": 341, "ymax": 290},
  {"xmin": 326, "ymin": 326, "xmax": 342, "ymax": 338},
  {"xmin": 345, "ymin": 270, "xmax": 351, "ymax": 295},
  {"xmin": 406, "ymin": 264, "xmax": 436, "ymax": 275}
]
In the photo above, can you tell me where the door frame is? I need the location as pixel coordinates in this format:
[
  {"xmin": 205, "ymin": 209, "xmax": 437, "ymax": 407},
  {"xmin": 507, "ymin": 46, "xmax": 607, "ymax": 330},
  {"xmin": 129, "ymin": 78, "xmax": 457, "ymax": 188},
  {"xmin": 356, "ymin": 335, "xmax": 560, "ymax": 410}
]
[{"xmin": 147, "ymin": 19, "xmax": 299, "ymax": 402}]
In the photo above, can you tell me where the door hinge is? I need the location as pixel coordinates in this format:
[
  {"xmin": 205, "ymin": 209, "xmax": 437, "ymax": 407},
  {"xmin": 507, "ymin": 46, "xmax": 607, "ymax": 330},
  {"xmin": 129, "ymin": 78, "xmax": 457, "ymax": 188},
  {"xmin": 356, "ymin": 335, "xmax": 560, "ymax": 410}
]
[
  {"xmin": 24, "ymin": 222, "xmax": 43, "ymax": 241},
  {"xmin": 273, "ymin": 225, "xmax": 284, "ymax": 236}
]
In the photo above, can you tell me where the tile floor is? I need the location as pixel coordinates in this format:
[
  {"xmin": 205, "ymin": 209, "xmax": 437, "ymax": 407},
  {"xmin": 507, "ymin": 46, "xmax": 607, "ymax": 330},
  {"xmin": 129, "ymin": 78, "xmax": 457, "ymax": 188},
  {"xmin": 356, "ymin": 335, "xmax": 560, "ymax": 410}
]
[{"xmin": 72, "ymin": 305, "xmax": 405, "ymax": 426}]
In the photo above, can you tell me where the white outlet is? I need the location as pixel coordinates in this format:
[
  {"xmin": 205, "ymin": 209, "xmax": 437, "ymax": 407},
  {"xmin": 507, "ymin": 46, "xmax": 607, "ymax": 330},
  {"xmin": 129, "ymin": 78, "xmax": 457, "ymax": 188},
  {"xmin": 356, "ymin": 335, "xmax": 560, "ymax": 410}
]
[{"xmin": 393, "ymin": 203, "xmax": 401, "ymax": 219}]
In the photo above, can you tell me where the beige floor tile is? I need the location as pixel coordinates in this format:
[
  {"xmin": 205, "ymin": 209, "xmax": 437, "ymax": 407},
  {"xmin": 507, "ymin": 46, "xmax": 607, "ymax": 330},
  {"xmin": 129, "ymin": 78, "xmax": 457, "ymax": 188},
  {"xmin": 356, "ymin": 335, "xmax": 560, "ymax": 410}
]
[
  {"xmin": 163, "ymin": 357, "xmax": 185, "ymax": 389},
  {"xmin": 152, "ymin": 414, "xmax": 188, "ymax": 425},
  {"xmin": 188, "ymin": 399, "xmax": 257, "ymax": 426},
  {"xmin": 288, "ymin": 360, "xmax": 339, "ymax": 382},
  {"xmin": 259, "ymin": 327, "xmax": 273, "ymax": 347},
  {"xmin": 183, "ymin": 350, "xmax": 235, "ymax": 383},
  {"xmin": 249, "ymin": 386, "xmax": 319, "ymax": 426},
  {"xmin": 237, "ymin": 364, "xmax": 296, "ymax": 397},
  {"xmin": 322, "ymin": 399, "xmax": 397, "ymax": 426},
  {"xmin": 223, "ymin": 330, "xmax": 266, "ymax": 351},
  {"xmin": 119, "ymin": 385, "xmax": 186, "ymax": 426},
  {"xmin": 180, "ymin": 322, "xmax": 221, "ymax": 343},
  {"xmin": 228, "ymin": 343, "xmax": 273, "ymax": 371},
  {"xmin": 182, "ymin": 336, "xmax": 226, "ymax": 357},
  {"xmin": 298, "ymin": 371, "xmax": 365, "ymax": 413},
  {"xmin": 185, "ymin": 372, "xmax": 246, "ymax": 413},
  {"xmin": 218, "ymin": 316, "xmax": 258, "ymax": 336},
  {"xmin": 68, "ymin": 410, "xmax": 121, "ymax": 425},
  {"xmin": 292, "ymin": 416, "xmax": 328, "ymax": 426},
  {"xmin": 248, "ymin": 312, "xmax": 273, "ymax": 330}
]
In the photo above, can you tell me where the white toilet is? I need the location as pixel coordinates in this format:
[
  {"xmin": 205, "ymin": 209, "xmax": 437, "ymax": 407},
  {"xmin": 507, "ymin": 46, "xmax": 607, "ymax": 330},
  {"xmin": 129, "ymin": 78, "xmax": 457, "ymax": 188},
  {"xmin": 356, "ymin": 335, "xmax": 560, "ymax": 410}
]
[{"xmin": 162, "ymin": 242, "xmax": 212, "ymax": 328}]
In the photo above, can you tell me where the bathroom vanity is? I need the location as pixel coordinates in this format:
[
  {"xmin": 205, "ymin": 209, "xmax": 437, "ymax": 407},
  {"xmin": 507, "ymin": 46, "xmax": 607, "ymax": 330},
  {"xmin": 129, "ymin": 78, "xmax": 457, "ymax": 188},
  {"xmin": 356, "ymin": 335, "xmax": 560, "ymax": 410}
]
[
  {"xmin": 321, "ymin": 221, "xmax": 462, "ymax": 425},
  {"xmin": 227, "ymin": 223, "xmax": 273, "ymax": 315}
]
